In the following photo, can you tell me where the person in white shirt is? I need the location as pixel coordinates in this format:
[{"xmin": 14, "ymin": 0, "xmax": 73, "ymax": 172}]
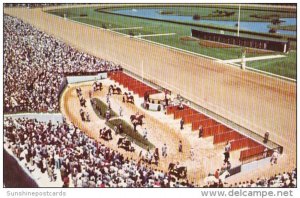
[{"xmin": 270, "ymin": 149, "xmax": 279, "ymax": 165}]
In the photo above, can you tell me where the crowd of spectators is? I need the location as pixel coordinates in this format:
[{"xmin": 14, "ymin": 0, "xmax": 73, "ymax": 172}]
[
  {"xmin": 4, "ymin": 117, "xmax": 194, "ymax": 187},
  {"xmin": 4, "ymin": 14, "xmax": 296, "ymax": 189},
  {"xmin": 227, "ymin": 169, "xmax": 297, "ymax": 188},
  {"xmin": 4, "ymin": 15, "xmax": 121, "ymax": 113}
]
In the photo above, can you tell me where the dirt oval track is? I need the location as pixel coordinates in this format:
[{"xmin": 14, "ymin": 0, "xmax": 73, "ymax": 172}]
[{"xmin": 4, "ymin": 6, "xmax": 296, "ymax": 171}]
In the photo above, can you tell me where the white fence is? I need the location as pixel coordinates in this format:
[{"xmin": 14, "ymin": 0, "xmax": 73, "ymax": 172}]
[{"xmin": 66, "ymin": 73, "xmax": 107, "ymax": 84}]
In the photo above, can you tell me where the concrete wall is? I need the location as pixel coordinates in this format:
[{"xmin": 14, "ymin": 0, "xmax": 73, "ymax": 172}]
[
  {"xmin": 4, "ymin": 113, "xmax": 64, "ymax": 123},
  {"xmin": 66, "ymin": 73, "xmax": 107, "ymax": 84}
]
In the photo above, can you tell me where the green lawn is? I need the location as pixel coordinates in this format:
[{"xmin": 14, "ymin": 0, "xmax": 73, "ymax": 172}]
[
  {"xmin": 106, "ymin": 118, "xmax": 155, "ymax": 149},
  {"xmin": 246, "ymin": 51, "xmax": 296, "ymax": 79},
  {"xmin": 48, "ymin": 7, "xmax": 267, "ymax": 59},
  {"xmin": 47, "ymin": 6, "xmax": 296, "ymax": 79},
  {"xmin": 90, "ymin": 98, "xmax": 118, "ymax": 119}
]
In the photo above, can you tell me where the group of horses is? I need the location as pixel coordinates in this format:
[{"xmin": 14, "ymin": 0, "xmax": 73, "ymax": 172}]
[
  {"xmin": 76, "ymin": 87, "xmax": 87, "ymax": 107},
  {"xmin": 88, "ymin": 80, "xmax": 217, "ymax": 182},
  {"xmin": 108, "ymin": 84, "xmax": 134, "ymax": 104}
]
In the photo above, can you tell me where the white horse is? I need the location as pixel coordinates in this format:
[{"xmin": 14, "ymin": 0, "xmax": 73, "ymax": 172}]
[{"xmin": 204, "ymin": 170, "xmax": 230, "ymax": 186}]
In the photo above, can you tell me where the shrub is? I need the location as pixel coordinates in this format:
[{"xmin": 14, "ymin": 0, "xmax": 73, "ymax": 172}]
[
  {"xmin": 106, "ymin": 119, "xmax": 155, "ymax": 149},
  {"xmin": 90, "ymin": 98, "xmax": 118, "ymax": 119}
]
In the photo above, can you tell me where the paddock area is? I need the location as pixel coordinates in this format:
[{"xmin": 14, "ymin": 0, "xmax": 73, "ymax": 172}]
[
  {"xmin": 4, "ymin": 5, "xmax": 296, "ymax": 187},
  {"xmin": 61, "ymin": 78, "xmax": 245, "ymax": 185}
]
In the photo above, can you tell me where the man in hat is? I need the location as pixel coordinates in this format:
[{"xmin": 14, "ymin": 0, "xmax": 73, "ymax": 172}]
[
  {"xmin": 263, "ymin": 131, "xmax": 269, "ymax": 144},
  {"xmin": 180, "ymin": 118, "xmax": 184, "ymax": 130},
  {"xmin": 178, "ymin": 140, "xmax": 183, "ymax": 153},
  {"xmin": 198, "ymin": 125, "xmax": 203, "ymax": 138}
]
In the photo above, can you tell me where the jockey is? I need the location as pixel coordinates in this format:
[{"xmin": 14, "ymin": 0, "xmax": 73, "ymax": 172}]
[
  {"xmin": 123, "ymin": 135, "xmax": 129, "ymax": 144},
  {"xmin": 174, "ymin": 161, "xmax": 180, "ymax": 171}
]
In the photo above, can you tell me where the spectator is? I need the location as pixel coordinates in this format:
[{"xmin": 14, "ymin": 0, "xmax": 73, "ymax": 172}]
[
  {"xmin": 4, "ymin": 117, "xmax": 192, "ymax": 187},
  {"xmin": 178, "ymin": 140, "xmax": 183, "ymax": 153},
  {"xmin": 4, "ymin": 15, "xmax": 122, "ymax": 113}
]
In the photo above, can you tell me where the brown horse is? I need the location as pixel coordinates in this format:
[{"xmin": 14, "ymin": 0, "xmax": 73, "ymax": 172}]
[
  {"xmin": 93, "ymin": 81, "xmax": 102, "ymax": 92},
  {"xmin": 124, "ymin": 92, "xmax": 134, "ymax": 104},
  {"xmin": 109, "ymin": 85, "xmax": 122, "ymax": 95},
  {"xmin": 130, "ymin": 114, "xmax": 145, "ymax": 123}
]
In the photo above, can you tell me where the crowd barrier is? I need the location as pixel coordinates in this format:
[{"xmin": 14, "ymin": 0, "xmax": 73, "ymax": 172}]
[
  {"xmin": 166, "ymin": 105, "xmax": 188, "ymax": 115},
  {"xmin": 109, "ymin": 71, "xmax": 160, "ymax": 98},
  {"xmin": 66, "ymin": 73, "xmax": 107, "ymax": 84},
  {"xmin": 191, "ymin": 118, "xmax": 218, "ymax": 131},
  {"xmin": 213, "ymin": 130, "xmax": 243, "ymax": 144},
  {"xmin": 173, "ymin": 108, "xmax": 198, "ymax": 119},
  {"xmin": 183, "ymin": 113, "xmax": 208, "ymax": 124},
  {"xmin": 66, "ymin": 69, "xmax": 121, "ymax": 76},
  {"xmin": 109, "ymin": 71, "xmax": 275, "ymax": 164},
  {"xmin": 230, "ymin": 137, "xmax": 260, "ymax": 151},
  {"xmin": 239, "ymin": 145, "xmax": 266, "ymax": 162},
  {"xmin": 202, "ymin": 124, "xmax": 232, "ymax": 137}
]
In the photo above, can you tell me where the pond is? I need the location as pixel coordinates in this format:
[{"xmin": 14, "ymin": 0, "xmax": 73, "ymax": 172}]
[{"xmin": 111, "ymin": 8, "xmax": 296, "ymax": 36}]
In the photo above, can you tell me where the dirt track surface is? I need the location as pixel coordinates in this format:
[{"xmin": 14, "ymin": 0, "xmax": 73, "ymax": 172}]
[
  {"xmin": 60, "ymin": 81, "xmax": 234, "ymax": 185},
  {"xmin": 4, "ymin": 6, "xmax": 296, "ymax": 180}
]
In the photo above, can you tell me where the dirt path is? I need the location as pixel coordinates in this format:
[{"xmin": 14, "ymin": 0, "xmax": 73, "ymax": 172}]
[{"xmin": 60, "ymin": 80, "xmax": 247, "ymax": 186}]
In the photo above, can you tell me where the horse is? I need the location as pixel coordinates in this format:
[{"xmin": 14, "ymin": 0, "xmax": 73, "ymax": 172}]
[
  {"xmin": 203, "ymin": 170, "xmax": 230, "ymax": 186},
  {"xmin": 144, "ymin": 91, "xmax": 150, "ymax": 103},
  {"xmin": 76, "ymin": 87, "xmax": 82, "ymax": 97},
  {"xmin": 109, "ymin": 85, "xmax": 122, "ymax": 95},
  {"xmin": 124, "ymin": 92, "xmax": 134, "ymax": 104},
  {"xmin": 168, "ymin": 163, "xmax": 187, "ymax": 179},
  {"xmin": 93, "ymin": 81, "xmax": 102, "ymax": 92},
  {"xmin": 79, "ymin": 97, "xmax": 86, "ymax": 107},
  {"xmin": 130, "ymin": 114, "xmax": 145, "ymax": 122},
  {"xmin": 99, "ymin": 128, "xmax": 112, "ymax": 141},
  {"xmin": 117, "ymin": 137, "xmax": 135, "ymax": 152}
]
